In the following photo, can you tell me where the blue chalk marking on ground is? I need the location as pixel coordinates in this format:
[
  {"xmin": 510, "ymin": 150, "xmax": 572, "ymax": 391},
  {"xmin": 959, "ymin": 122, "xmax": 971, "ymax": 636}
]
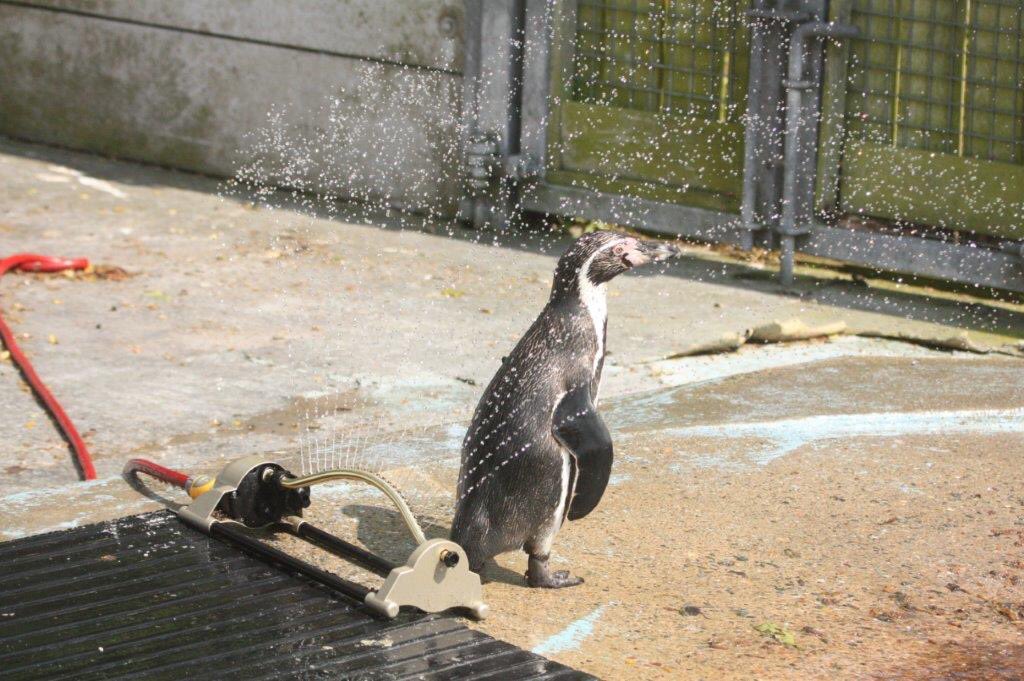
[
  {"xmin": 662, "ymin": 407, "xmax": 1024, "ymax": 465},
  {"xmin": 4, "ymin": 476, "xmax": 118, "ymax": 506},
  {"xmin": 532, "ymin": 604, "xmax": 608, "ymax": 655}
]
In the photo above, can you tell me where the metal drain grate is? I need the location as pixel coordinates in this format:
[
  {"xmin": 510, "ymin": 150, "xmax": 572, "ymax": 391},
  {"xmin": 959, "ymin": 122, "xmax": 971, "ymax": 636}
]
[{"xmin": 0, "ymin": 512, "xmax": 592, "ymax": 681}]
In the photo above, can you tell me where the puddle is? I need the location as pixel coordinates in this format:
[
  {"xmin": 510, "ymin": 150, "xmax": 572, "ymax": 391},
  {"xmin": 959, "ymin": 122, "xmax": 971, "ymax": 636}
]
[{"xmin": 608, "ymin": 352, "xmax": 1024, "ymax": 433}]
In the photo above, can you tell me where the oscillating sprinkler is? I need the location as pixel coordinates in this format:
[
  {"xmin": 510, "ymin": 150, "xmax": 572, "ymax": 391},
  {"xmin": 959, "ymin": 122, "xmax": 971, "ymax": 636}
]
[{"xmin": 125, "ymin": 455, "xmax": 488, "ymax": 620}]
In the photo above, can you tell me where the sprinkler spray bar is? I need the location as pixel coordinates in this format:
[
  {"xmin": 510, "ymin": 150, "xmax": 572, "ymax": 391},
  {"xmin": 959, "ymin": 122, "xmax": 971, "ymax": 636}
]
[
  {"xmin": 125, "ymin": 454, "xmax": 488, "ymax": 620},
  {"xmin": 278, "ymin": 469, "xmax": 427, "ymax": 546}
]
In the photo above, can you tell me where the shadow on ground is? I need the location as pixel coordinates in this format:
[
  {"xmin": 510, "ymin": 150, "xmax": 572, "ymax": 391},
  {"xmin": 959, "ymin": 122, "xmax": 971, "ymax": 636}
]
[
  {"xmin": 6, "ymin": 136, "xmax": 1023, "ymax": 340},
  {"xmin": 343, "ymin": 503, "xmax": 525, "ymax": 587}
]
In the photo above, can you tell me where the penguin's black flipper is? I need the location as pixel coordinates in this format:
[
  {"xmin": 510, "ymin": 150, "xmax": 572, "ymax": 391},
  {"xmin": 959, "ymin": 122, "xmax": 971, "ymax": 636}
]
[{"xmin": 553, "ymin": 384, "xmax": 613, "ymax": 521}]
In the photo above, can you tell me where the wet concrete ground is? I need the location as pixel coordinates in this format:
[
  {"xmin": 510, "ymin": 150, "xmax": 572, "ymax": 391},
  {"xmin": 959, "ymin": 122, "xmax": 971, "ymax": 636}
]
[
  {"xmin": 2, "ymin": 138, "xmax": 1024, "ymax": 679},
  {"xmin": 474, "ymin": 353, "xmax": 1024, "ymax": 679}
]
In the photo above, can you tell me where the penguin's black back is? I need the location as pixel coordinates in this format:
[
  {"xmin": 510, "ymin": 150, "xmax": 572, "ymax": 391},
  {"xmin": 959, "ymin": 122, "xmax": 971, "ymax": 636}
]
[{"xmin": 451, "ymin": 295, "xmax": 600, "ymax": 558}]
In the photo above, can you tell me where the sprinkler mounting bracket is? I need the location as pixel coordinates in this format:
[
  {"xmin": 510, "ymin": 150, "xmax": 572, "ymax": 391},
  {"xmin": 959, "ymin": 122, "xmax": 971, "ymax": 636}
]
[{"xmin": 365, "ymin": 537, "xmax": 485, "ymax": 619}]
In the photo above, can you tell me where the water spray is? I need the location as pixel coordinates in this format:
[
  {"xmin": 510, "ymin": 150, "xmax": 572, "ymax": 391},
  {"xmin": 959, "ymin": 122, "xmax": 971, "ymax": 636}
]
[{"xmin": 124, "ymin": 454, "xmax": 488, "ymax": 620}]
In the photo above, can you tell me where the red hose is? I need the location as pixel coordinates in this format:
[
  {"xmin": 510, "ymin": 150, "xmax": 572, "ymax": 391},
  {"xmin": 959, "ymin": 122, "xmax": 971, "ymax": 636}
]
[
  {"xmin": 123, "ymin": 458, "xmax": 190, "ymax": 489},
  {"xmin": 0, "ymin": 253, "xmax": 96, "ymax": 480}
]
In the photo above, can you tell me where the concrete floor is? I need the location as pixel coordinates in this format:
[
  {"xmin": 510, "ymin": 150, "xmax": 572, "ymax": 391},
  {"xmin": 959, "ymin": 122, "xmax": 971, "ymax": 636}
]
[{"xmin": 2, "ymin": 138, "xmax": 1024, "ymax": 679}]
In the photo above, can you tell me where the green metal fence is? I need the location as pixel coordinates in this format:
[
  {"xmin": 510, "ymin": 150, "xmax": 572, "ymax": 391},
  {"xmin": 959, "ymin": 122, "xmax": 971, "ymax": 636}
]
[
  {"xmin": 466, "ymin": 0, "xmax": 1024, "ymax": 289},
  {"xmin": 571, "ymin": 0, "xmax": 747, "ymax": 118},
  {"xmin": 822, "ymin": 0, "xmax": 1024, "ymax": 239},
  {"xmin": 548, "ymin": 0, "xmax": 750, "ymax": 212}
]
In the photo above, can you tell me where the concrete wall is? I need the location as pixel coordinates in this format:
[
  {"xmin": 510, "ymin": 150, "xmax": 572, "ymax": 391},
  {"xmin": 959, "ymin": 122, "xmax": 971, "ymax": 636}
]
[{"xmin": 0, "ymin": 1, "xmax": 465, "ymax": 214}]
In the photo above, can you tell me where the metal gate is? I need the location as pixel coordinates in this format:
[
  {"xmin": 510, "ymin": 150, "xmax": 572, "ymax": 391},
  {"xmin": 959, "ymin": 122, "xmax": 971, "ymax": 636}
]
[
  {"xmin": 547, "ymin": 0, "xmax": 750, "ymax": 213},
  {"xmin": 820, "ymin": 0, "xmax": 1024, "ymax": 239},
  {"xmin": 462, "ymin": 0, "xmax": 1024, "ymax": 292}
]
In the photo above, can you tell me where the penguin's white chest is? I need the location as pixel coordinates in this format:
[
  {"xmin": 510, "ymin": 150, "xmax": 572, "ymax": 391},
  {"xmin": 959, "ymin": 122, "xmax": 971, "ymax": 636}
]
[{"xmin": 578, "ymin": 277, "xmax": 607, "ymax": 381}]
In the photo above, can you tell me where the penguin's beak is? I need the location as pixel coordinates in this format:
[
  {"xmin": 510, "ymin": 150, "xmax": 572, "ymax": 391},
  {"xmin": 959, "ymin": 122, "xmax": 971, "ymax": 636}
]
[
  {"xmin": 624, "ymin": 239, "xmax": 682, "ymax": 267},
  {"xmin": 642, "ymin": 239, "xmax": 682, "ymax": 262}
]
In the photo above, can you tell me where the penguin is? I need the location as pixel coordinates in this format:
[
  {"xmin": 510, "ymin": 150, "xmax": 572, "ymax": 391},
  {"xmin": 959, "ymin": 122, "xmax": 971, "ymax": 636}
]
[{"xmin": 451, "ymin": 231, "xmax": 680, "ymax": 588}]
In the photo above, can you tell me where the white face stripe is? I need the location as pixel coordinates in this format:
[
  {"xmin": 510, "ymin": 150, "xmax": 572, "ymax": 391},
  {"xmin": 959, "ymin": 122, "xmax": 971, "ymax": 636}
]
[{"xmin": 577, "ymin": 241, "xmax": 617, "ymax": 390}]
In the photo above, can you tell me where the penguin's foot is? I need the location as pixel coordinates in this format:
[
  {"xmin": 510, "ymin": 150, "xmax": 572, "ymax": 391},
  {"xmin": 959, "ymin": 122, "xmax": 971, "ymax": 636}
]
[{"xmin": 526, "ymin": 554, "xmax": 584, "ymax": 589}]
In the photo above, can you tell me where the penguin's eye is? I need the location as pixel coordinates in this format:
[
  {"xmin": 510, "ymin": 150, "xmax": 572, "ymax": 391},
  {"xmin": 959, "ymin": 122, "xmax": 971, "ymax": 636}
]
[{"xmin": 612, "ymin": 244, "xmax": 626, "ymax": 256}]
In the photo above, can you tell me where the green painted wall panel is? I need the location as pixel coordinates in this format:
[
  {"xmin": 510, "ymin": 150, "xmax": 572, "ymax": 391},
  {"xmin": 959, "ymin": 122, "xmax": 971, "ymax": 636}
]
[
  {"xmin": 842, "ymin": 143, "xmax": 1024, "ymax": 239},
  {"xmin": 560, "ymin": 101, "xmax": 743, "ymax": 197},
  {"xmin": 549, "ymin": 0, "xmax": 749, "ymax": 213}
]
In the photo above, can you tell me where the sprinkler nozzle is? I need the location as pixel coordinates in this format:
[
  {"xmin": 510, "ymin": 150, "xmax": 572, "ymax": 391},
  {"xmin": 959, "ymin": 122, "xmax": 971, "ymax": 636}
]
[{"xmin": 440, "ymin": 550, "xmax": 459, "ymax": 568}]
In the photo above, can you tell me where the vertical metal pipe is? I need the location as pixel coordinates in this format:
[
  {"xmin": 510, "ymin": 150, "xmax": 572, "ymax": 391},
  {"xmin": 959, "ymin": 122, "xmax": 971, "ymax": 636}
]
[
  {"xmin": 498, "ymin": 0, "xmax": 528, "ymax": 230},
  {"xmin": 780, "ymin": 235, "xmax": 796, "ymax": 287},
  {"xmin": 508, "ymin": 0, "xmax": 527, "ymax": 158},
  {"xmin": 461, "ymin": 0, "xmax": 485, "ymax": 227},
  {"xmin": 739, "ymin": 2, "xmax": 768, "ymax": 251},
  {"xmin": 462, "ymin": 0, "xmax": 525, "ymax": 230},
  {"xmin": 779, "ymin": 73, "xmax": 806, "ymax": 286},
  {"xmin": 741, "ymin": 3, "xmax": 811, "ymax": 253},
  {"xmin": 518, "ymin": 0, "xmax": 555, "ymax": 180},
  {"xmin": 779, "ymin": 21, "xmax": 858, "ymax": 286}
]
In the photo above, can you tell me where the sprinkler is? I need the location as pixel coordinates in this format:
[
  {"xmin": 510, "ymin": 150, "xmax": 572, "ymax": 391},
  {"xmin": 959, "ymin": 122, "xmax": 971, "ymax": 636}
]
[{"xmin": 125, "ymin": 454, "xmax": 489, "ymax": 620}]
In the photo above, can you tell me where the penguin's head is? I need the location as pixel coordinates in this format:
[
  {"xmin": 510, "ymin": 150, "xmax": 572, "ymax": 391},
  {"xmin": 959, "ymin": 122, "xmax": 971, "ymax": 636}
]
[{"xmin": 553, "ymin": 231, "xmax": 681, "ymax": 296}]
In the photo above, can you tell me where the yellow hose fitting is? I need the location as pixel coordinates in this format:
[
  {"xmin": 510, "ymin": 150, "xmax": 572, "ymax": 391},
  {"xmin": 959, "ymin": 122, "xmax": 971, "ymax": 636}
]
[{"xmin": 187, "ymin": 475, "xmax": 215, "ymax": 499}]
